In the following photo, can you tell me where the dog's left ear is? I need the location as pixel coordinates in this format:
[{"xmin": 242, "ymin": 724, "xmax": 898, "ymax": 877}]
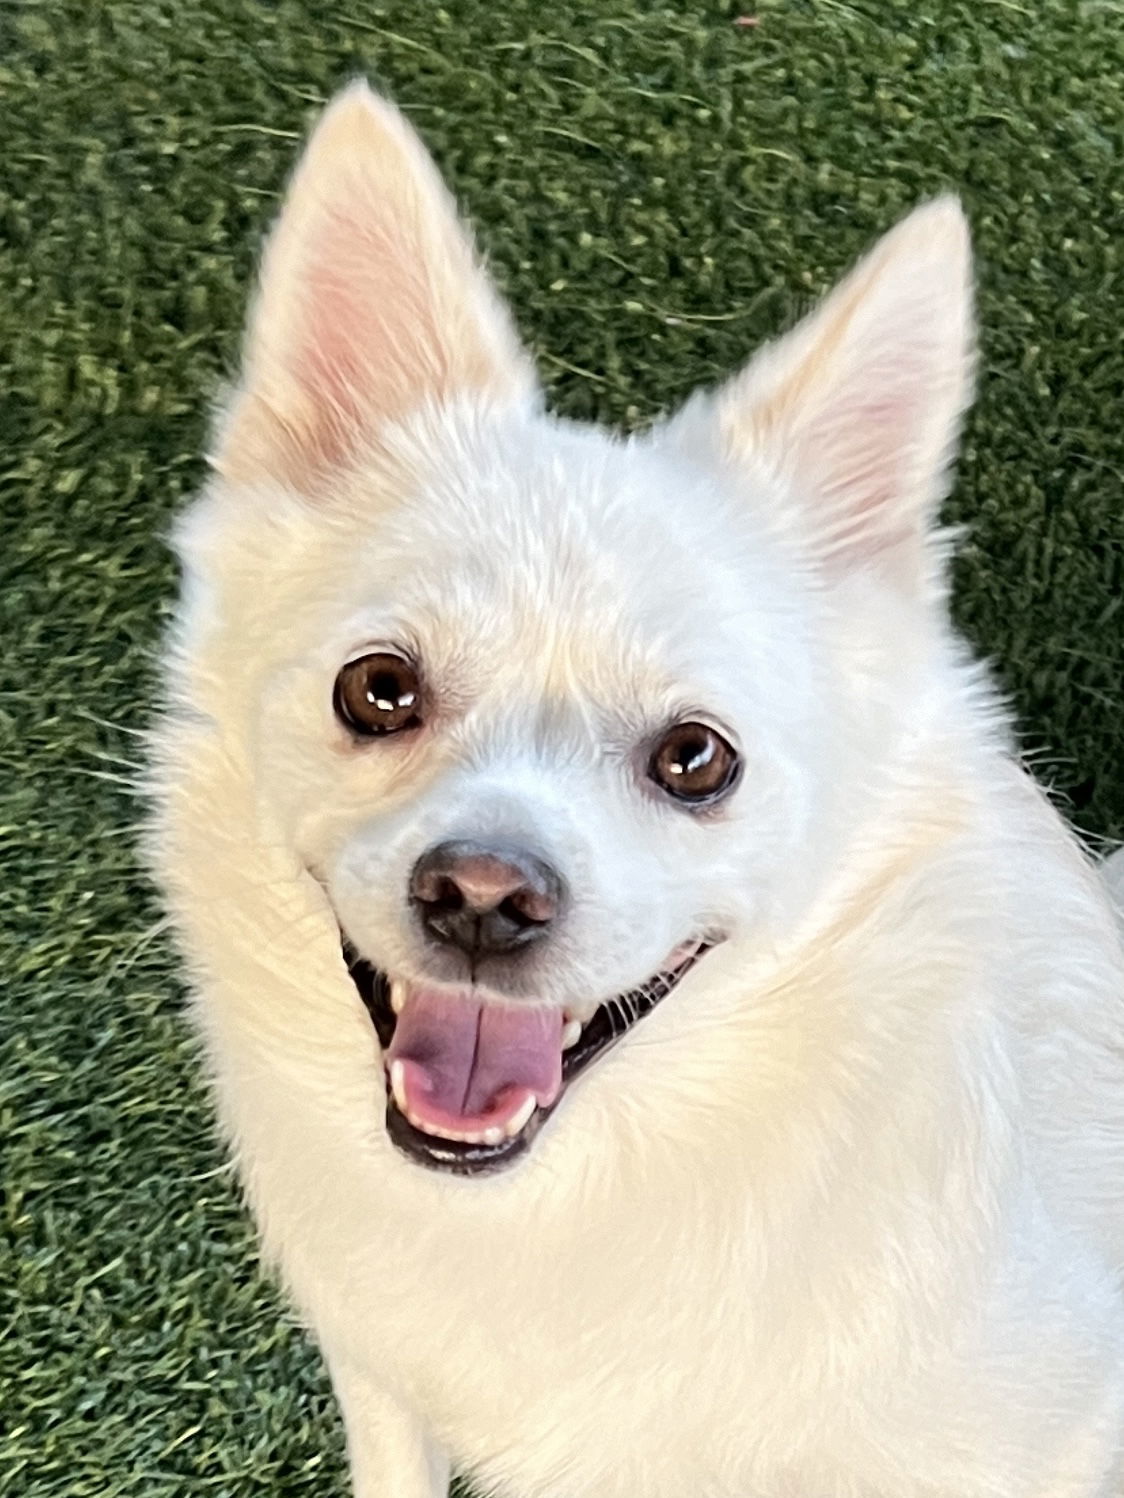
[
  {"xmin": 675, "ymin": 198, "xmax": 973, "ymax": 591},
  {"xmin": 213, "ymin": 81, "xmax": 536, "ymax": 491}
]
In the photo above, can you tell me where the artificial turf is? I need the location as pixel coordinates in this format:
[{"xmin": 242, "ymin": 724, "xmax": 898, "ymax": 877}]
[{"xmin": 2, "ymin": 2, "xmax": 1123, "ymax": 1494}]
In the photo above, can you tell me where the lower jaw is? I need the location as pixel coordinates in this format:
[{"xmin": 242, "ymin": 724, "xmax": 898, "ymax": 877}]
[
  {"xmin": 385, "ymin": 1089, "xmax": 553, "ymax": 1176},
  {"xmin": 344, "ymin": 942, "xmax": 716, "ymax": 1178}
]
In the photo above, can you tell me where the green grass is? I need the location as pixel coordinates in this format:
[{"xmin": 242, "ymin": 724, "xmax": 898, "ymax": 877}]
[{"xmin": 2, "ymin": 1, "xmax": 1123, "ymax": 1493}]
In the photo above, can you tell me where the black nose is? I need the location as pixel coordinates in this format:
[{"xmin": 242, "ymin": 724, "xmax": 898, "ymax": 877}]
[{"xmin": 409, "ymin": 839, "xmax": 564, "ymax": 958}]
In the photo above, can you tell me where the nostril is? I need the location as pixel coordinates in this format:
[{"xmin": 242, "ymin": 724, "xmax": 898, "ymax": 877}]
[
  {"xmin": 499, "ymin": 894, "xmax": 532, "ymax": 929},
  {"xmin": 410, "ymin": 864, "xmax": 466, "ymax": 912},
  {"xmin": 501, "ymin": 888, "xmax": 555, "ymax": 927},
  {"xmin": 427, "ymin": 875, "xmax": 465, "ymax": 914}
]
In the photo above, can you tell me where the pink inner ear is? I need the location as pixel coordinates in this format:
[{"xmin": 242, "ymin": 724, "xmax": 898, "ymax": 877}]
[
  {"xmin": 292, "ymin": 200, "xmax": 447, "ymax": 473},
  {"xmin": 294, "ymin": 205, "xmax": 393, "ymax": 470},
  {"xmin": 809, "ymin": 354, "xmax": 936, "ymax": 557},
  {"xmin": 298, "ymin": 268, "xmax": 368, "ymax": 469}
]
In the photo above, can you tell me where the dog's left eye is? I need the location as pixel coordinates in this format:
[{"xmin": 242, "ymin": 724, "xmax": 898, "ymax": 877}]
[
  {"xmin": 334, "ymin": 652, "xmax": 423, "ymax": 737},
  {"xmin": 649, "ymin": 722, "xmax": 740, "ymax": 805}
]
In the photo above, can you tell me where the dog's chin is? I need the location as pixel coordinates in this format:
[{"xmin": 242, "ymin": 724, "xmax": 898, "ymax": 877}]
[{"xmin": 341, "ymin": 937, "xmax": 717, "ymax": 1178}]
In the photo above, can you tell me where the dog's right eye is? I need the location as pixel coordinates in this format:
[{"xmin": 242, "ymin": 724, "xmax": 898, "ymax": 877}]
[
  {"xmin": 648, "ymin": 721, "xmax": 740, "ymax": 806},
  {"xmin": 334, "ymin": 652, "xmax": 423, "ymax": 737}
]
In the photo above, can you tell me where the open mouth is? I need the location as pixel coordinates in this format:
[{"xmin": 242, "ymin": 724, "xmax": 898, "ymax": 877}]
[{"xmin": 343, "ymin": 938, "xmax": 715, "ymax": 1177}]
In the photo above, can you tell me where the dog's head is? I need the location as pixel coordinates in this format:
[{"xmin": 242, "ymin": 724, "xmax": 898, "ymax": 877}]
[{"xmin": 165, "ymin": 83, "xmax": 975, "ymax": 1177}]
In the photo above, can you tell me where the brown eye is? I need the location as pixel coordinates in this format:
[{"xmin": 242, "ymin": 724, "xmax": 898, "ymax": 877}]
[
  {"xmin": 649, "ymin": 722, "xmax": 740, "ymax": 805},
  {"xmin": 334, "ymin": 652, "xmax": 422, "ymax": 737}
]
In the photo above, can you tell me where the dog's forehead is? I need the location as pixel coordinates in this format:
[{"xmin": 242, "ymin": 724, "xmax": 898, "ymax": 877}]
[
  {"xmin": 317, "ymin": 410, "xmax": 809, "ymax": 725},
  {"xmin": 364, "ymin": 412, "xmax": 769, "ymax": 641}
]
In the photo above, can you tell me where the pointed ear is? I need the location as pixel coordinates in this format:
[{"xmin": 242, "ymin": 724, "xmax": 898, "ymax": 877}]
[
  {"xmin": 212, "ymin": 81, "xmax": 536, "ymax": 491},
  {"xmin": 696, "ymin": 198, "xmax": 973, "ymax": 584}
]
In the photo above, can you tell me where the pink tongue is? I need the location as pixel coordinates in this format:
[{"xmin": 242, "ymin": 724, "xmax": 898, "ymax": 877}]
[{"xmin": 387, "ymin": 988, "xmax": 564, "ymax": 1131}]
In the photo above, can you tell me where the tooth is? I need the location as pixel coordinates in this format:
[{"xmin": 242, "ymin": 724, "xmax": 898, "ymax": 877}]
[
  {"xmin": 389, "ymin": 1059, "xmax": 409, "ymax": 1112},
  {"xmin": 562, "ymin": 1018, "xmax": 582, "ymax": 1050},
  {"xmin": 504, "ymin": 1093, "xmax": 536, "ymax": 1139},
  {"xmin": 409, "ymin": 1109, "xmax": 453, "ymax": 1139},
  {"xmin": 390, "ymin": 980, "xmax": 406, "ymax": 1014},
  {"xmin": 483, "ymin": 1126, "xmax": 504, "ymax": 1146}
]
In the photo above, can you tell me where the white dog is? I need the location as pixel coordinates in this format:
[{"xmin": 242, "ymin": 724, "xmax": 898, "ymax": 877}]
[{"xmin": 149, "ymin": 81, "xmax": 1124, "ymax": 1497}]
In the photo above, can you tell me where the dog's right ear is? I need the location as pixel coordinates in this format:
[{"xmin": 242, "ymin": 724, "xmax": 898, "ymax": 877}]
[
  {"xmin": 666, "ymin": 199, "xmax": 973, "ymax": 596},
  {"xmin": 212, "ymin": 81, "xmax": 536, "ymax": 493}
]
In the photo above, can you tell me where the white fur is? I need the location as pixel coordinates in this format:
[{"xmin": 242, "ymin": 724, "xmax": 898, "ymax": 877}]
[{"xmin": 149, "ymin": 82, "xmax": 1124, "ymax": 1497}]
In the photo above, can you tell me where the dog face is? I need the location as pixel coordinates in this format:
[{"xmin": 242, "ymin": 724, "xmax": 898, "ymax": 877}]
[{"xmin": 168, "ymin": 83, "xmax": 973, "ymax": 1175}]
